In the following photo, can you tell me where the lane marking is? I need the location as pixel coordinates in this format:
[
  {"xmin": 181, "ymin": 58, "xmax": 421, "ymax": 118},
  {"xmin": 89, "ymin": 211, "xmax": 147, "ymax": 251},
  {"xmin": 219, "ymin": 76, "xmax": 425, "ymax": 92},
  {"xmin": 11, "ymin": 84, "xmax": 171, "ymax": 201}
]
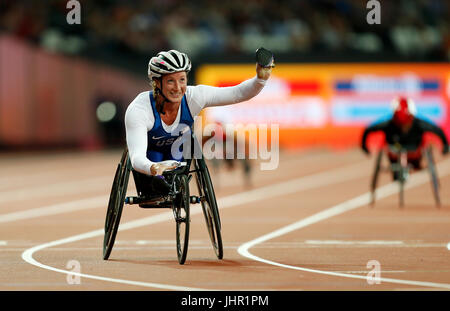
[
  {"xmin": 304, "ymin": 240, "xmax": 405, "ymax": 245},
  {"xmin": 0, "ymin": 241, "xmax": 7, "ymax": 246},
  {"xmin": 218, "ymin": 160, "xmax": 370, "ymax": 208},
  {"xmin": 133, "ymin": 240, "xmax": 204, "ymax": 245},
  {"xmin": 21, "ymin": 210, "xmax": 209, "ymax": 291},
  {"xmin": 3, "ymin": 159, "xmax": 370, "ymax": 224},
  {"xmin": 0, "ymin": 168, "xmax": 109, "ymax": 190},
  {"xmin": 0, "ymin": 195, "xmax": 109, "ymax": 223},
  {"xmin": 21, "ymin": 159, "xmax": 372, "ymax": 290},
  {"xmin": 0, "ymin": 176, "xmax": 111, "ymax": 205},
  {"xmin": 333, "ymin": 270, "xmax": 406, "ymax": 274},
  {"xmin": 237, "ymin": 158, "xmax": 450, "ymax": 290},
  {"xmin": 21, "ymin": 156, "xmax": 448, "ymax": 290},
  {"xmin": 213, "ymin": 150, "xmax": 355, "ymax": 187},
  {"xmin": 2, "ymin": 152, "xmax": 365, "ymax": 223}
]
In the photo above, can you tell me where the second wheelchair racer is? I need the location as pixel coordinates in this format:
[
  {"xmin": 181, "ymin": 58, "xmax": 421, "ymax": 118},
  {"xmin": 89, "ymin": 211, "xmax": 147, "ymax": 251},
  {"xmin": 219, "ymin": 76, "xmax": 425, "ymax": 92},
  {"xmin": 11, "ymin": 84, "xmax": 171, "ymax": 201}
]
[
  {"xmin": 361, "ymin": 96, "xmax": 449, "ymax": 178},
  {"xmin": 125, "ymin": 49, "xmax": 273, "ymax": 195}
]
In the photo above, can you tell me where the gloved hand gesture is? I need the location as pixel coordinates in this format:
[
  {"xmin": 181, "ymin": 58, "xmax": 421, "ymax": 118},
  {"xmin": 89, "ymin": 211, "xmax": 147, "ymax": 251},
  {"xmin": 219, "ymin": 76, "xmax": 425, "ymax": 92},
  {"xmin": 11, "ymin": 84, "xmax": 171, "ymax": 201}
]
[
  {"xmin": 256, "ymin": 63, "xmax": 274, "ymax": 80},
  {"xmin": 150, "ymin": 160, "xmax": 182, "ymax": 176},
  {"xmin": 255, "ymin": 47, "xmax": 274, "ymax": 80}
]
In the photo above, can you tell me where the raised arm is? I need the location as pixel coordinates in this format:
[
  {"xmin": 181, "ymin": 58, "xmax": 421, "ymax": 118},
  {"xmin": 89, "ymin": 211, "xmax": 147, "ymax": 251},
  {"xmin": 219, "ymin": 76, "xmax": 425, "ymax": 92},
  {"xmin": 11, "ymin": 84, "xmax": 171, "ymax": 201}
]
[
  {"xmin": 189, "ymin": 76, "xmax": 266, "ymax": 109},
  {"xmin": 361, "ymin": 120, "xmax": 389, "ymax": 154},
  {"xmin": 419, "ymin": 118, "xmax": 449, "ymax": 154},
  {"xmin": 187, "ymin": 61, "xmax": 274, "ymax": 114}
]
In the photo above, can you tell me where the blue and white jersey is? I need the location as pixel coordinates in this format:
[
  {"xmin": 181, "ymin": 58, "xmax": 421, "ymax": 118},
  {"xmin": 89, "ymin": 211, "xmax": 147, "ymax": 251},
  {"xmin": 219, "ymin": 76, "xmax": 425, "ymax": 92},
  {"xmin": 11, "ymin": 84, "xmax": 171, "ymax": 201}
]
[
  {"xmin": 146, "ymin": 91, "xmax": 193, "ymax": 162},
  {"xmin": 125, "ymin": 76, "xmax": 267, "ymax": 175}
]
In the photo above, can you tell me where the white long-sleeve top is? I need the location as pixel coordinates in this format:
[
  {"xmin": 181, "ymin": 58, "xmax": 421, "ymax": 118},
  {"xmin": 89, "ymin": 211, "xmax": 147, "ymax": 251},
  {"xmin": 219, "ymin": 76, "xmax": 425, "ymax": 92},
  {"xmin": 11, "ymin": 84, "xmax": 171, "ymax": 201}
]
[{"xmin": 125, "ymin": 76, "xmax": 267, "ymax": 175}]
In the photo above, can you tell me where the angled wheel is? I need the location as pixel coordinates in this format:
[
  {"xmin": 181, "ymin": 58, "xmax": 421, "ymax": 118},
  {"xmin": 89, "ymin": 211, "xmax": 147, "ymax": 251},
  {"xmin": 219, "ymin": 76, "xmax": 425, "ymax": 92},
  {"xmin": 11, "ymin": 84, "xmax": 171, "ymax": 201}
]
[
  {"xmin": 370, "ymin": 150, "xmax": 383, "ymax": 206},
  {"xmin": 398, "ymin": 152, "xmax": 408, "ymax": 208},
  {"xmin": 174, "ymin": 174, "xmax": 190, "ymax": 264},
  {"xmin": 425, "ymin": 147, "xmax": 440, "ymax": 207},
  {"xmin": 194, "ymin": 158, "xmax": 223, "ymax": 259},
  {"xmin": 103, "ymin": 148, "xmax": 131, "ymax": 260},
  {"xmin": 399, "ymin": 175, "xmax": 405, "ymax": 207}
]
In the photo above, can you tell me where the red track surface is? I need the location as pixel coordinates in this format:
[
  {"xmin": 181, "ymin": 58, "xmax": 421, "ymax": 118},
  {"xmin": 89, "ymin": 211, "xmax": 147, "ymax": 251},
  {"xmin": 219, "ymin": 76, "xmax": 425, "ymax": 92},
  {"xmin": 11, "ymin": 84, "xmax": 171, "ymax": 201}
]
[{"xmin": 0, "ymin": 148, "xmax": 449, "ymax": 291}]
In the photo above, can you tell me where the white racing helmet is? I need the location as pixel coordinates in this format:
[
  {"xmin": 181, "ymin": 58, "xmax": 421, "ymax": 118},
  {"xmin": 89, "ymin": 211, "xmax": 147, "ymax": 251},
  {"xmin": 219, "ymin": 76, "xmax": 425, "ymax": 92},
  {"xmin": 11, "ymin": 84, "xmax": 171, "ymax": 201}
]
[{"xmin": 148, "ymin": 50, "xmax": 192, "ymax": 79}]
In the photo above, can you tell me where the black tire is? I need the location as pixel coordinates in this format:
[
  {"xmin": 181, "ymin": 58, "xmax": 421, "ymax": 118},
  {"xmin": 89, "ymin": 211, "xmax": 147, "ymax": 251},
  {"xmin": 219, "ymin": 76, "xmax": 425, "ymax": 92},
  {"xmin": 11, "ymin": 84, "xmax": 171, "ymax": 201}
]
[
  {"xmin": 194, "ymin": 158, "xmax": 223, "ymax": 259},
  {"xmin": 425, "ymin": 147, "xmax": 441, "ymax": 207},
  {"xmin": 370, "ymin": 150, "xmax": 383, "ymax": 206},
  {"xmin": 175, "ymin": 174, "xmax": 190, "ymax": 264},
  {"xmin": 399, "ymin": 176, "xmax": 405, "ymax": 207},
  {"xmin": 103, "ymin": 148, "xmax": 131, "ymax": 260},
  {"xmin": 398, "ymin": 153, "xmax": 406, "ymax": 208}
]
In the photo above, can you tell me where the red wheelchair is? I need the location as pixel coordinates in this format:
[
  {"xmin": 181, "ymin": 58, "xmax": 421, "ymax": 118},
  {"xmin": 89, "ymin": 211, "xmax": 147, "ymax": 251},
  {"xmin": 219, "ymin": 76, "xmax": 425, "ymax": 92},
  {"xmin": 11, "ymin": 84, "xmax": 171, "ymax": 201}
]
[{"xmin": 370, "ymin": 142, "xmax": 440, "ymax": 207}]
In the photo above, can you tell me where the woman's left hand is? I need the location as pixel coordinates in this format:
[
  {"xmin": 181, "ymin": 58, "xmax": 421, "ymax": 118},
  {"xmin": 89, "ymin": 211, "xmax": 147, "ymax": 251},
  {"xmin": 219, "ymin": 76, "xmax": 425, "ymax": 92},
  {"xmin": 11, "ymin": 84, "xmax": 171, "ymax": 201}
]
[{"xmin": 256, "ymin": 61, "xmax": 274, "ymax": 80}]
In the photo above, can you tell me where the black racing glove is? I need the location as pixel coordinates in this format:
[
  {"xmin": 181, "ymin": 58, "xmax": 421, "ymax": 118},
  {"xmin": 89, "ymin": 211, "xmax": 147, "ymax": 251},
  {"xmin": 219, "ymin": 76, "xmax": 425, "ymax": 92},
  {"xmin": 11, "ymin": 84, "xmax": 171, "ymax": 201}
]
[
  {"xmin": 443, "ymin": 145, "xmax": 449, "ymax": 155},
  {"xmin": 150, "ymin": 175, "xmax": 171, "ymax": 195},
  {"xmin": 361, "ymin": 143, "xmax": 369, "ymax": 155}
]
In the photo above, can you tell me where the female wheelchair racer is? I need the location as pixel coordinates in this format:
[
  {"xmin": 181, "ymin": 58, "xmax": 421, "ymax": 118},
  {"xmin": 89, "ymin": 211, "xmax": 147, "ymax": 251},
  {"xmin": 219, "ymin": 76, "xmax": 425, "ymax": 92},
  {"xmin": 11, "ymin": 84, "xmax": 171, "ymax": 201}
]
[{"xmin": 103, "ymin": 48, "xmax": 274, "ymax": 264}]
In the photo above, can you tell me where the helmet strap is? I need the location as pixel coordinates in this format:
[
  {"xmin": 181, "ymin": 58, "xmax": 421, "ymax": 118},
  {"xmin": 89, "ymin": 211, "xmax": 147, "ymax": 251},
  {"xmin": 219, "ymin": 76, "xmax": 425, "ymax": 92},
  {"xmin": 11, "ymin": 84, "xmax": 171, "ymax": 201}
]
[{"xmin": 155, "ymin": 77, "xmax": 169, "ymax": 115}]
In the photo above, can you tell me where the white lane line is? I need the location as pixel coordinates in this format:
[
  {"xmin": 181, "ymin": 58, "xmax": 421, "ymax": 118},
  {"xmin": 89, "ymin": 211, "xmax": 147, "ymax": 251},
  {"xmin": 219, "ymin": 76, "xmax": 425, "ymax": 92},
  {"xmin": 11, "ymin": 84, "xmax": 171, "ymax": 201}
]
[
  {"xmin": 21, "ymin": 159, "xmax": 371, "ymax": 290},
  {"xmin": 21, "ymin": 216, "xmax": 209, "ymax": 291},
  {"xmin": 0, "ymin": 176, "xmax": 111, "ymax": 204},
  {"xmin": 1, "ymin": 154, "xmax": 367, "ymax": 224},
  {"xmin": 214, "ymin": 150, "xmax": 352, "ymax": 188},
  {"xmin": 335, "ymin": 270, "xmax": 407, "ymax": 274},
  {"xmin": 133, "ymin": 240, "xmax": 205, "ymax": 245},
  {"xmin": 0, "ymin": 169, "xmax": 103, "ymax": 190},
  {"xmin": 0, "ymin": 195, "xmax": 109, "ymax": 223},
  {"xmin": 218, "ymin": 160, "xmax": 370, "ymax": 208},
  {"xmin": 0, "ymin": 241, "xmax": 7, "ymax": 246},
  {"xmin": 2, "ymin": 159, "xmax": 369, "ymax": 224},
  {"xmin": 304, "ymin": 240, "xmax": 405, "ymax": 245},
  {"xmin": 237, "ymin": 158, "xmax": 450, "ymax": 290}
]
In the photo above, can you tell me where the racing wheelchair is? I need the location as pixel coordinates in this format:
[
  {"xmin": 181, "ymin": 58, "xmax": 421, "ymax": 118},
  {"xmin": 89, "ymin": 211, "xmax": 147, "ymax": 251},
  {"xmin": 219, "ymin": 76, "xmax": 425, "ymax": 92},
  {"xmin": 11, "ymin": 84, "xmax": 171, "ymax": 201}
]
[
  {"xmin": 370, "ymin": 143, "xmax": 440, "ymax": 207},
  {"xmin": 102, "ymin": 135, "xmax": 223, "ymax": 265}
]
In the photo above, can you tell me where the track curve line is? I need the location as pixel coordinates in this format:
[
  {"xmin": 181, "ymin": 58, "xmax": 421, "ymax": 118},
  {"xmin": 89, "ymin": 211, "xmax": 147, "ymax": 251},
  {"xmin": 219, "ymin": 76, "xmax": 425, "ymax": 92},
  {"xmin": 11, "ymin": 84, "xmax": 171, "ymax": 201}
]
[
  {"xmin": 21, "ymin": 160, "xmax": 370, "ymax": 290},
  {"xmin": 238, "ymin": 158, "xmax": 450, "ymax": 290}
]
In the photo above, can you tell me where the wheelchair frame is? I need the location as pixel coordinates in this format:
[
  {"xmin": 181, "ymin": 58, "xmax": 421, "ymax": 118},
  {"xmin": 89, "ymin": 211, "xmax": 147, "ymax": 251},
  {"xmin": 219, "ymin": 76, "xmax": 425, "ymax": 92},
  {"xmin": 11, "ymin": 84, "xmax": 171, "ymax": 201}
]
[
  {"xmin": 102, "ymin": 135, "xmax": 223, "ymax": 265},
  {"xmin": 370, "ymin": 144, "xmax": 440, "ymax": 208}
]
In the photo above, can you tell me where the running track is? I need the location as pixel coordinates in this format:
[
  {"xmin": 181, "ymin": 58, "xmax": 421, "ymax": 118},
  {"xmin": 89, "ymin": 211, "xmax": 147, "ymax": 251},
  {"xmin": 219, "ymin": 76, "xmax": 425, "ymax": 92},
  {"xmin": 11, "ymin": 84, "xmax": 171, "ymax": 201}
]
[{"xmin": 0, "ymin": 148, "xmax": 449, "ymax": 291}]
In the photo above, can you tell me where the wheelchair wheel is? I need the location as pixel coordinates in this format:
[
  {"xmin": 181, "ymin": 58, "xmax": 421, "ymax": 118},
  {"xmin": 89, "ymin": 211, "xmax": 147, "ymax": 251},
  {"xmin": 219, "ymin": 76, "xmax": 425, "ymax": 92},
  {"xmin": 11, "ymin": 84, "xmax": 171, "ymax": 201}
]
[
  {"xmin": 103, "ymin": 148, "xmax": 131, "ymax": 260},
  {"xmin": 399, "ymin": 176, "xmax": 405, "ymax": 207},
  {"xmin": 174, "ymin": 174, "xmax": 190, "ymax": 264},
  {"xmin": 425, "ymin": 147, "xmax": 441, "ymax": 207},
  {"xmin": 370, "ymin": 150, "xmax": 383, "ymax": 206},
  {"xmin": 397, "ymin": 151, "xmax": 408, "ymax": 208},
  {"xmin": 194, "ymin": 158, "xmax": 223, "ymax": 259}
]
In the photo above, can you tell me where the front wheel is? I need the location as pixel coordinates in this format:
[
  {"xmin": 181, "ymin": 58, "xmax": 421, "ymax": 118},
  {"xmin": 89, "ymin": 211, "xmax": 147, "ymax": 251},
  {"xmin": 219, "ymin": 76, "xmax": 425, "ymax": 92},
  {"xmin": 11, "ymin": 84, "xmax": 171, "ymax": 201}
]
[
  {"xmin": 103, "ymin": 149, "xmax": 130, "ymax": 260},
  {"xmin": 397, "ymin": 151, "xmax": 408, "ymax": 208},
  {"xmin": 370, "ymin": 150, "xmax": 383, "ymax": 206},
  {"xmin": 425, "ymin": 147, "xmax": 441, "ymax": 207},
  {"xmin": 174, "ymin": 174, "xmax": 190, "ymax": 264},
  {"xmin": 194, "ymin": 158, "xmax": 223, "ymax": 259}
]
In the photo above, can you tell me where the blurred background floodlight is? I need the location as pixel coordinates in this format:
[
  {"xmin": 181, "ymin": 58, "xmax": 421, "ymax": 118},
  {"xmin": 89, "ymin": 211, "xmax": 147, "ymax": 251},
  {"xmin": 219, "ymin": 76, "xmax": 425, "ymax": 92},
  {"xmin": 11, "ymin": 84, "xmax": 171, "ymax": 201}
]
[{"xmin": 96, "ymin": 101, "xmax": 117, "ymax": 123}]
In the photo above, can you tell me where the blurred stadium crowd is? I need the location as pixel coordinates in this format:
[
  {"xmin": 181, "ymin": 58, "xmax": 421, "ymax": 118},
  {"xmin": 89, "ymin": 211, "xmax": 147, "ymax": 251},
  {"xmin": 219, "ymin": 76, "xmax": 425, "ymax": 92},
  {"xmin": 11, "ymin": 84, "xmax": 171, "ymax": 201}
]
[{"xmin": 1, "ymin": 0, "xmax": 449, "ymax": 65}]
